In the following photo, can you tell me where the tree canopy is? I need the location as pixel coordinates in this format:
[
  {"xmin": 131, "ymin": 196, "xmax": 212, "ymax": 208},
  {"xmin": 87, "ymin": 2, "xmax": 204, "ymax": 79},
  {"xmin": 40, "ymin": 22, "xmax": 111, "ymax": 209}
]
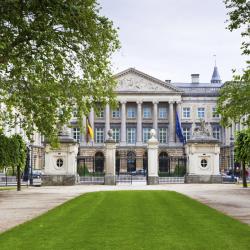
[
  {"xmin": 234, "ymin": 129, "xmax": 250, "ymax": 187},
  {"xmin": 217, "ymin": 0, "xmax": 250, "ymax": 127},
  {"xmin": 0, "ymin": 132, "xmax": 26, "ymax": 171},
  {"xmin": 0, "ymin": 0, "xmax": 120, "ymax": 144}
]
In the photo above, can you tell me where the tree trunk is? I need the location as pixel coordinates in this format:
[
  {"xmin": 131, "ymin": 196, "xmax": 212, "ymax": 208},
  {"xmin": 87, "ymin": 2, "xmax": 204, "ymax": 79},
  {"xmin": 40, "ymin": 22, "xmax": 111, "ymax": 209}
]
[
  {"xmin": 242, "ymin": 161, "xmax": 247, "ymax": 188},
  {"xmin": 17, "ymin": 165, "xmax": 21, "ymax": 191}
]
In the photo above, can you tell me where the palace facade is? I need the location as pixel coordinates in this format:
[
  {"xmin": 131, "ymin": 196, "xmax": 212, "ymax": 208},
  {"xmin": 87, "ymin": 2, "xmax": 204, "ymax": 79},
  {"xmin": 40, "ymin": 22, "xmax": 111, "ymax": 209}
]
[
  {"xmin": 2, "ymin": 66, "xmax": 244, "ymax": 173},
  {"xmin": 72, "ymin": 67, "xmax": 239, "ymax": 173}
]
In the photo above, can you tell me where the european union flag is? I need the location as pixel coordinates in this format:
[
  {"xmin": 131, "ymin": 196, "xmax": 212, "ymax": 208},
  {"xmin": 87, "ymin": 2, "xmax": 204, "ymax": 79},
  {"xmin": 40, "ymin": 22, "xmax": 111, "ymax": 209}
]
[{"xmin": 176, "ymin": 112, "xmax": 185, "ymax": 143}]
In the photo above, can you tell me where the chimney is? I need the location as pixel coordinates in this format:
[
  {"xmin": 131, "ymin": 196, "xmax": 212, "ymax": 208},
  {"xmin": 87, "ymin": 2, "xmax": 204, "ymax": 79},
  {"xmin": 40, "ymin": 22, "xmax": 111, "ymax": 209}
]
[
  {"xmin": 165, "ymin": 80, "xmax": 171, "ymax": 84},
  {"xmin": 191, "ymin": 74, "xmax": 199, "ymax": 83}
]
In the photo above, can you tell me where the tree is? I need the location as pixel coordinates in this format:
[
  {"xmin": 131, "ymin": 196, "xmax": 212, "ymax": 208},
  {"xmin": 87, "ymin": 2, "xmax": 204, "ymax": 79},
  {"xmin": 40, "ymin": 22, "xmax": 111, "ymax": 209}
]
[
  {"xmin": 0, "ymin": 0, "xmax": 120, "ymax": 145},
  {"xmin": 224, "ymin": 0, "xmax": 250, "ymax": 55},
  {"xmin": 0, "ymin": 132, "xmax": 26, "ymax": 190},
  {"xmin": 218, "ymin": 1, "xmax": 250, "ymax": 126},
  {"xmin": 234, "ymin": 130, "xmax": 250, "ymax": 188}
]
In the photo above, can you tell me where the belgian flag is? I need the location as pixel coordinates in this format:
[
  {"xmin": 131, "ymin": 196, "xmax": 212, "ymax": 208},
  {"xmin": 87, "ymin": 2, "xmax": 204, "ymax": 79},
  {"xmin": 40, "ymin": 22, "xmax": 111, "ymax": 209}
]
[{"xmin": 86, "ymin": 117, "xmax": 94, "ymax": 142}]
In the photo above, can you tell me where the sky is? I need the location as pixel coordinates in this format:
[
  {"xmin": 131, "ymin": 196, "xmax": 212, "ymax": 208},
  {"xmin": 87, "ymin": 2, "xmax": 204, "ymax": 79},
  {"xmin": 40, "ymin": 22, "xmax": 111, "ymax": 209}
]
[{"xmin": 99, "ymin": 0, "xmax": 247, "ymax": 83}]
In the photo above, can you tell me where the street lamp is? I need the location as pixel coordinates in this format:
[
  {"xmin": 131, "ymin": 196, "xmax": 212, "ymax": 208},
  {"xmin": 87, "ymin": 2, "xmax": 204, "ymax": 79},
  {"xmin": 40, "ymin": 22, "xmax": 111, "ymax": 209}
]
[{"xmin": 29, "ymin": 143, "xmax": 33, "ymax": 185}]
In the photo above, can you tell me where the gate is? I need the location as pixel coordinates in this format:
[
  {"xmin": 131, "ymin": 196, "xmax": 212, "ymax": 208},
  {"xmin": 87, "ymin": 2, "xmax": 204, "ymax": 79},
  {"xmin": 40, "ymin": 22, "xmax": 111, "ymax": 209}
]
[
  {"xmin": 158, "ymin": 155, "xmax": 187, "ymax": 184},
  {"xmin": 77, "ymin": 155, "xmax": 105, "ymax": 184},
  {"xmin": 116, "ymin": 153, "xmax": 147, "ymax": 185}
]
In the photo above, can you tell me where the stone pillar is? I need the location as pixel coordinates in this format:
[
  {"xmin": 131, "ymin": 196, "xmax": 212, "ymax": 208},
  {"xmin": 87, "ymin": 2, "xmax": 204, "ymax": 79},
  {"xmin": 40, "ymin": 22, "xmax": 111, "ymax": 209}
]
[
  {"xmin": 121, "ymin": 101, "xmax": 126, "ymax": 145},
  {"xmin": 169, "ymin": 101, "xmax": 174, "ymax": 143},
  {"xmin": 176, "ymin": 101, "xmax": 182, "ymax": 142},
  {"xmin": 136, "ymin": 101, "xmax": 142, "ymax": 145},
  {"xmin": 105, "ymin": 104, "xmax": 110, "ymax": 140},
  {"xmin": 153, "ymin": 101, "xmax": 158, "ymax": 135},
  {"xmin": 147, "ymin": 129, "xmax": 159, "ymax": 185},
  {"xmin": 104, "ymin": 138, "xmax": 116, "ymax": 185},
  {"xmin": 43, "ymin": 133, "xmax": 78, "ymax": 186},
  {"xmin": 89, "ymin": 107, "xmax": 94, "ymax": 134},
  {"xmin": 81, "ymin": 115, "xmax": 86, "ymax": 145}
]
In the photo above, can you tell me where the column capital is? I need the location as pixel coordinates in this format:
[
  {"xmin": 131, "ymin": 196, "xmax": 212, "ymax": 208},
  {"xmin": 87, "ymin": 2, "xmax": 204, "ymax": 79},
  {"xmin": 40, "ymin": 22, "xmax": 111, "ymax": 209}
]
[
  {"xmin": 169, "ymin": 101, "xmax": 175, "ymax": 104},
  {"xmin": 176, "ymin": 101, "xmax": 182, "ymax": 104},
  {"xmin": 120, "ymin": 100, "xmax": 127, "ymax": 104},
  {"xmin": 153, "ymin": 101, "xmax": 159, "ymax": 105},
  {"xmin": 136, "ymin": 101, "xmax": 143, "ymax": 105}
]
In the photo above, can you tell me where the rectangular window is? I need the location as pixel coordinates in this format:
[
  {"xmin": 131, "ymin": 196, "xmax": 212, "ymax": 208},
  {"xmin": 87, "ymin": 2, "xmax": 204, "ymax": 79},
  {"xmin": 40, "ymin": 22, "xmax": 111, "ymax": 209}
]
[
  {"xmin": 213, "ymin": 127, "xmax": 220, "ymax": 139},
  {"xmin": 127, "ymin": 107, "xmax": 136, "ymax": 118},
  {"xmin": 112, "ymin": 108, "xmax": 120, "ymax": 118},
  {"xmin": 197, "ymin": 108, "xmax": 205, "ymax": 118},
  {"xmin": 159, "ymin": 107, "xmax": 167, "ymax": 119},
  {"xmin": 212, "ymin": 107, "xmax": 220, "ymax": 118},
  {"xmin": 112, "ymin": 128, "xmax": 120, "ymax": 142},
  {"xmin": 183, "ymin": 127, "xmax": 190, "ymax": 141},
  {"xmin": 143, "ymin": 128, "xmax": 151, "ymax": 143},
  {"xmin": 96, "ymin": 110, "xmax": 104, "ymax": 119},
  {"xmin": 158, "ymin": 128, "xmax": 167, "ymax": 143},
  {"xmin": 72, "ymin": 127, "xmax": 80, "ymax": 142},
  {"xmin": 183, "ymin": 107, "xmax": 191, "ymax": 118},
  {"xmin": 95, "ymin": 128, "xmax": 104, "ymax": 143},
  {"xmin": 143, "ymin": 107, "xmax": 151, "ymax": 118},
  {"xmin": 127, "ymin": 128, "xmax": 136, "ymax": 144}
]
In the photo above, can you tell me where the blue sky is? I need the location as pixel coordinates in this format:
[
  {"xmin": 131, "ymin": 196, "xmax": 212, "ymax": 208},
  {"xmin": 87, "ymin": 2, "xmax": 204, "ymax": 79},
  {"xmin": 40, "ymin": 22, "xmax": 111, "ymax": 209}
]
[{"xmin": 99, "ymin": 0, "xmax": 247, "ymax": 83}]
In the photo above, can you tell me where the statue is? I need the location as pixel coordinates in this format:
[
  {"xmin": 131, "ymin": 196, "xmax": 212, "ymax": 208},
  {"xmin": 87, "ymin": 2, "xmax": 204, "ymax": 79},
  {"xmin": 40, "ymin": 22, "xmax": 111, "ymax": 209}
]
[
  {"xmin": 150, "ymin": 129, "xmax": 156, "ymax": 139},
  {"xmin": 107, "ymin": 129, "xmax": 113, "ymax": 140},
  {"xmin": 193, "ymin": 119, "xmax": 211, "ymax": 137}
]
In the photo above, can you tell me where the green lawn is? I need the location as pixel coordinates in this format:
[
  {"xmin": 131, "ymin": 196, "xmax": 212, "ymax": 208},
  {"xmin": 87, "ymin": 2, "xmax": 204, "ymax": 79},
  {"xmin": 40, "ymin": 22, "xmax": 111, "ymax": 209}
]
[
  {"xmin": 0, "ymin": 186, "xmax": 16, "ymax": 191},
  {"xmin": 0, "ymin": 191, "xmax": 249, "ymax": 250}
]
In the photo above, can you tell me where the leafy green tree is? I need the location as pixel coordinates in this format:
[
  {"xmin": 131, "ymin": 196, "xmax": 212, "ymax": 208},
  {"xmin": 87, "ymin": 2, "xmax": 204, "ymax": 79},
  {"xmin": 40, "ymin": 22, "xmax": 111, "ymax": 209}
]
[
  {"xmin": 234, "ymin": 130, "xmax": 250, "ymax": 188},
  {"xmin": 224, "ymin": 0, "xmax": 250, "ymax": 55},
  {"xmin": 0, "ymin": 133, "xmax": 26, "ymax": 190},
  {"xmin": 10, "ymin": 134, "xmax": 27, "ymax": 191},
  {"xmin": 0, "ymin": 0, "xmax": 120, "ymax": 145},
  {"xmin": 218, "ymin": 1, "xmax": 250, "ymax": 126}
]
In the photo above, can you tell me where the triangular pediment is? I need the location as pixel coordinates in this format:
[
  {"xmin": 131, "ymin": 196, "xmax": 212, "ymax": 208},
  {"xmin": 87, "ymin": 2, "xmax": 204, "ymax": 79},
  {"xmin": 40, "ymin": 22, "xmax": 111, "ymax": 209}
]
[{"xmin": 115, "ymin": 68, "xmax": 181, "ymax": 93}]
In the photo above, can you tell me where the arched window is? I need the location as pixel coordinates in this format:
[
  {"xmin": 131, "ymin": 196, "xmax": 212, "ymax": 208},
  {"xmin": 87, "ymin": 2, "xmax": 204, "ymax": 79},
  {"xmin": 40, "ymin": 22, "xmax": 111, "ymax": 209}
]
[
  {"xmin": 127, "ymin": 151, "xmax": 136, "ymax": 173},
  {"xmin": 95, "ymin": 152, "xmax": 104, "ymax": 172}
]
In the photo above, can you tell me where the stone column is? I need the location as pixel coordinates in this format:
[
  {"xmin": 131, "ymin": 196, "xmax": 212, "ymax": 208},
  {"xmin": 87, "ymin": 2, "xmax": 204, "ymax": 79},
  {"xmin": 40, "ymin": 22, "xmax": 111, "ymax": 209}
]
[
  {"xmin": 121, "ymin": 101, "xmax": 126, "ymax": 145},
  {"xmin": 136, "ymin": 101, "xmax": 142, "ymax": 145},
  {"xmin": 169, "ymin": 101, "xmax": 174, "ymax": 143},
  {"xmin": 105, "ymin": 104, "xmax": 110, "ymax": 140},
  {"xmin": 147, "ymin": 129, "xmax": 159, "ymax": 185},
  {"xmin": 82, "ymin": 115, "xmax": 86, "ymax": 145},
  {"xmin": 176, "ymin": 101, "xmax": 182, "ymax": 142},
  {"xmin": 89, "ymin": 108, "xmax": 95, "ymax": 143},
  {"xmin": 104, "ymin": 138, "xmax": 116, "ymax": 185},
  {"xmin": 153, "ymin": 101, "xmax": 158, "ymax": 135}
]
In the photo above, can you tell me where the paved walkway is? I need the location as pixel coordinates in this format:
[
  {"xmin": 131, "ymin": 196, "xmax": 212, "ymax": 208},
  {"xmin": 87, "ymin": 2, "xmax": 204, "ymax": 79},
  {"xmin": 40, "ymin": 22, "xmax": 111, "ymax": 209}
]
[{"xmin": 0, "ymin": 184, "xmax": 250, "ymax": 233}]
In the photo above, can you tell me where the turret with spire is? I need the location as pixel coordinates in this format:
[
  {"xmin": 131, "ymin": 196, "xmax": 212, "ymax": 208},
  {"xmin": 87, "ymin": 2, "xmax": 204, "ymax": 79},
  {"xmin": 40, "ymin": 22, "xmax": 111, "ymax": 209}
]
[{"xmin": 211, "ymin": 55, "xmax": 221, "ymax": 84}]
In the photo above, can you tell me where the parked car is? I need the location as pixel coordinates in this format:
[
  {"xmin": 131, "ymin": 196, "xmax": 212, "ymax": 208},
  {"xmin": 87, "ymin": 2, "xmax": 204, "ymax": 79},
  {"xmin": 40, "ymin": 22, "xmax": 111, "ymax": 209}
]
[
  {"xmin": 136, "ymin": 169, "xmax": 147, "ymax": 175},
  {"xmin": 222, "ymin": 174, "xmax": 238, "ymax": 183},
  {"xmin": 31, "ymin": 170, "xmax": 43, "ymax": 186}
]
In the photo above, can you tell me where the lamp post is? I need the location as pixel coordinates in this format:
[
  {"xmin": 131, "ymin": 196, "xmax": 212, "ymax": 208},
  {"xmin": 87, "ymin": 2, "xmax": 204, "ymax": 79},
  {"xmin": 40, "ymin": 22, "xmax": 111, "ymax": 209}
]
[{"xmin": 29, "ymin": 144, "xmax": 33, "ymax": 185}]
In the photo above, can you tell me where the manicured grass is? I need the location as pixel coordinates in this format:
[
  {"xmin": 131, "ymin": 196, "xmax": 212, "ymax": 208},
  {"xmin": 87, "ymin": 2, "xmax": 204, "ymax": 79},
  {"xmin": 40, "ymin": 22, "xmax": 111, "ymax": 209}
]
[
  {"xmin": 0, "ymin": 191, "xmax": 250, "ymax": 250},
  {"xmin": 0, "ymin": 186, "xmax": 16, "ymax": 191}
]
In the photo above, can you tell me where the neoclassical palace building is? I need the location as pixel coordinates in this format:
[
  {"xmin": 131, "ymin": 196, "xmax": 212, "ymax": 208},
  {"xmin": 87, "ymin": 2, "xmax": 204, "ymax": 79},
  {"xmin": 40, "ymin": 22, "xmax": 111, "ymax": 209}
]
[
  {"xmin": 2, "ymin": 66, "xmax": 242, "ymax": 173},
  {"xmin": 72, "ymin": 66, "xmax": 237, "ymax": 173}
]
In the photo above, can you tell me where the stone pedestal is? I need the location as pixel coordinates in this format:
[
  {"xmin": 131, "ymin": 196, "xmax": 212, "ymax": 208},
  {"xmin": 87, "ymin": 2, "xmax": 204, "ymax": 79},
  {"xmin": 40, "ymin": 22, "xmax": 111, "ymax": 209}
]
[
  {"xmin": 104, "ymin": 138, "xmax": 116, "ymax": 185},
  {"xmin": 43, "ymin": 132, "xmax": 78, "ymax": 186},
  {"xmin": 147, "ymin": 129, "xmax": 159, "ymax": 185},
  {"xmin": 185, "ymin": 123, "xmax": 222, "ymax": 183}
]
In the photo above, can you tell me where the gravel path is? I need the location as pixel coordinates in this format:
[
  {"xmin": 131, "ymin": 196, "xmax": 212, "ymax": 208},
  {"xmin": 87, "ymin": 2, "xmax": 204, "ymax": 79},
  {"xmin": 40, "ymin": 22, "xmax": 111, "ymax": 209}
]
[{"xmin": 0, "ymin": 184, "xmax": 249, "ymax": 233}]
